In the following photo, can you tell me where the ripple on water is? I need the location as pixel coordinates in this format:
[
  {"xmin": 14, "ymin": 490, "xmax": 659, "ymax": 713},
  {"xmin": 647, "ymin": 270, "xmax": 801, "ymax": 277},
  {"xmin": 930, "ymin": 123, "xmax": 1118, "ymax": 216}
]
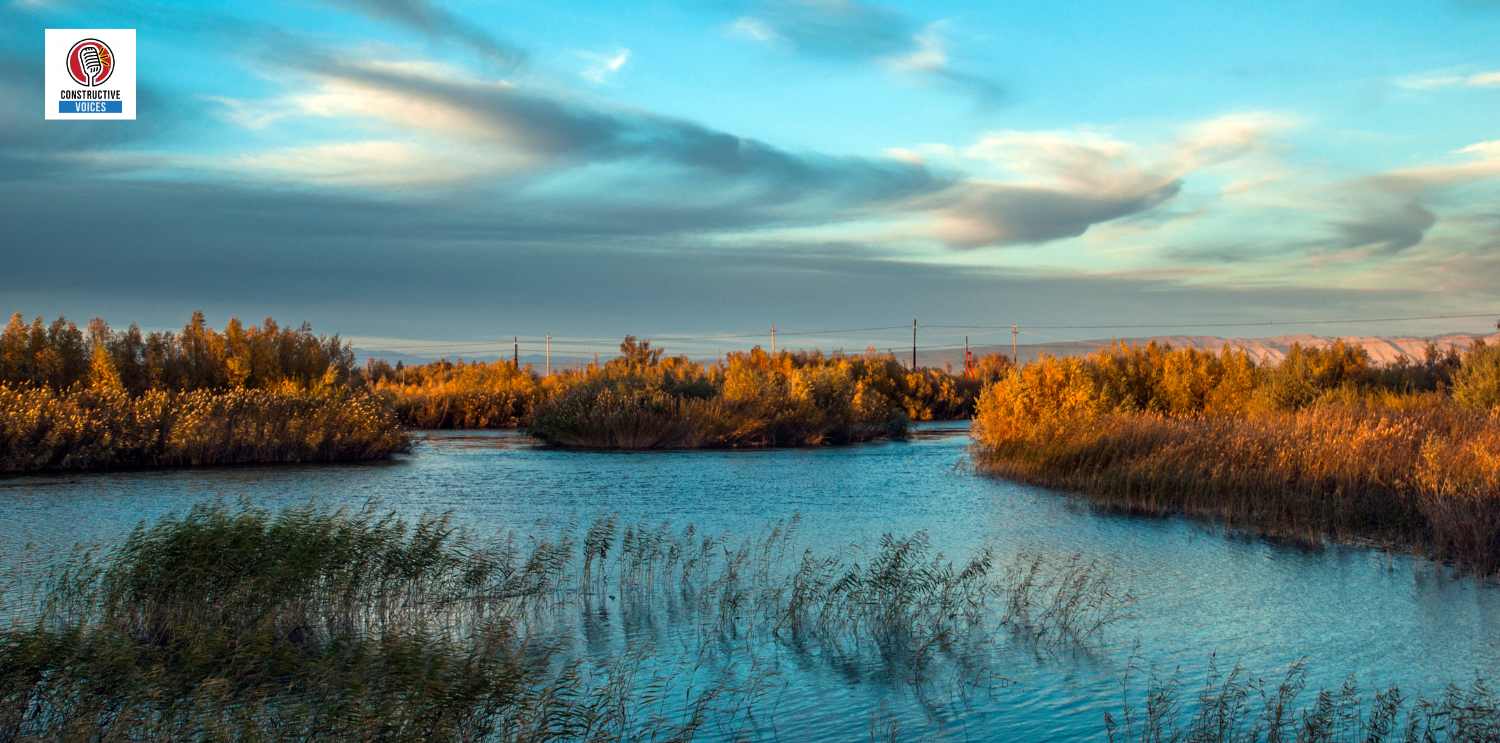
[{"xmin": 2, "ymin": 421, "xmax": 1498, "ymax": 740}]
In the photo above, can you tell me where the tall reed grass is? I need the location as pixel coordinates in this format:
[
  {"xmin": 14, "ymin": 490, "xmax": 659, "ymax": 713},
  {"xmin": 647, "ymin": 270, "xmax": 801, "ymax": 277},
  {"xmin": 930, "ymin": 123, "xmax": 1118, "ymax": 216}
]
[
  {"xmin": 371, "ymin": 358, "xmax": 545, "ymax": 429},
  {"xmin": 972, "ymin": 341, "xmax": 1500, "ymax": 573},
  {"xmin": 0, "ymin": 384, "xmax": 408, "ymax": 472},
  {"xmin": 373, "ymin": 338, "xmax": 1004, "ymax": 438},
  {"xmin": 0, "ymin": 502, "xmax": 1131, "ymax": 739},
  {"xmin": 527, "ymin": 343, "xmax": 926, "ymax": 448},
  {"xmin": 1106, "ymin": 656, "xmax": 1498, "ymax": 742}
]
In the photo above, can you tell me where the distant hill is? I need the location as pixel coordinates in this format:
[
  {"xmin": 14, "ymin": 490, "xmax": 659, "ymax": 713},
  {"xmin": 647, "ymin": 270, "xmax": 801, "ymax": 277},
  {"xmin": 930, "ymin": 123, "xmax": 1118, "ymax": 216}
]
[
  {"xmin": 359, "ymin": 331, "xmax": 1500, "ymax": 372},
  {"xmin": 916, "ymin": 331, "xmax": 1500, "ymax": 370}
]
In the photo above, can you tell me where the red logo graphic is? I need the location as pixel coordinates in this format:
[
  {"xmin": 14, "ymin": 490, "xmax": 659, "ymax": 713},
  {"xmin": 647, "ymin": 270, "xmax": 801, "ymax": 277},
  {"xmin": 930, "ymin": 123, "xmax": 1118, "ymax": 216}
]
[{"xmin": 66, "ymin": 38, "xmax": 114, "ymax": 87}]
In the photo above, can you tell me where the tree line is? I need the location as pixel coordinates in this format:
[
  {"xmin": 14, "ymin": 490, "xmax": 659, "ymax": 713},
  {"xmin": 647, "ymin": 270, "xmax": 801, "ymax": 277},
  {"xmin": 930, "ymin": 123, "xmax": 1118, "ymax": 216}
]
[{"xmin": 0, "ymin": 312, "xmax": 356, "ymax": 393}]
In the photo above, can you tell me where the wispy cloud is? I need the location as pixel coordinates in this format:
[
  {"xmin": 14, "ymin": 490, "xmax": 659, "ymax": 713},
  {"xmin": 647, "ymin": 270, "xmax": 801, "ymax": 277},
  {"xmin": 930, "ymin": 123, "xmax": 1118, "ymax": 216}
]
[
  {"xmin": 726, "ymin": 1, "xmax": 1004, "ymax": 105},
  {"xmin": 728, "ymin": 16, "xmax": 781, "ymax": 43},
  {"xmin": 1395, "ymin": 69, "xmax": 1500, "ymax": 90},
  {"xmin": 883, "ymin": 22, "xmax": 1004, "ymax": 105},
  {"xmin": 319, "ymin": 0, "xmax": 524, "ymax": 69},
  {"xmin": 226, "ymin": 141, "xmax": 512, "ymax": 187},
  {"xmin": 1331, "ymin": 140, "xmax": 1500, "ymax": 254},
  {"xmin": 903, "ymin": 113, "xmax": 1298, "ymax": 248},
  {"xmin": 196, "ymin": 49, "xmax": 950, "ymax": 227},
  {"xmin": 578, "ymin": 48, "xmax": 631, "ymax": 84}
]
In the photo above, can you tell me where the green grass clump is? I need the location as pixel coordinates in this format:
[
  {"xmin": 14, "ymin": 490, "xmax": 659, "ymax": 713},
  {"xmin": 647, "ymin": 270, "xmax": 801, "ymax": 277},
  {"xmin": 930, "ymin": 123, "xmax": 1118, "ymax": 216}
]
[
  {"xmin": 0, "ymin": 503, "xmax": 717, "ymax": 741},
  {"xmin": 0, "ymin": 503, "xmax": 1138, "ymax": 740}
]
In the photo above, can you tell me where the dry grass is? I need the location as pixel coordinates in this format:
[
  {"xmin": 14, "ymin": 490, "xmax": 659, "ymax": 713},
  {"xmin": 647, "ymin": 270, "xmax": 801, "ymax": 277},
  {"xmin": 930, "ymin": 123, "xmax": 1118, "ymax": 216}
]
[
  {"xmin": 972, "ymin": 340, "xmax": 1500, "ymax": 574},
  {"xmin": 0, "ymin": 384, "xmax": 409, "ymax": 473},
  {"xmin": 975, "ymin": 393, "xmax": 1500, "ymax": 574}
]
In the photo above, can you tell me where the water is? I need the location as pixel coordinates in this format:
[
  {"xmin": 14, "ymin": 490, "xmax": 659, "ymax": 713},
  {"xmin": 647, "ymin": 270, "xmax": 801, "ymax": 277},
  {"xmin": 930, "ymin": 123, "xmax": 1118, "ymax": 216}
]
[{"xmin": 3, "ymin": 422, "xmax": 1498, "ymax": 739}]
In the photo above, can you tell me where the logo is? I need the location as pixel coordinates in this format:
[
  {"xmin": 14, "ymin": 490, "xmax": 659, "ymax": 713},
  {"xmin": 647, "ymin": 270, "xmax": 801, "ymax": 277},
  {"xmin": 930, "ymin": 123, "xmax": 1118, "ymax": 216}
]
[
  {"xmin": 45, "ymin": 29, "xmax": 135, "ymax": 120},
  {"xmin": 66, "ymin": 38, "xmax": 114, "ymax": 87}
]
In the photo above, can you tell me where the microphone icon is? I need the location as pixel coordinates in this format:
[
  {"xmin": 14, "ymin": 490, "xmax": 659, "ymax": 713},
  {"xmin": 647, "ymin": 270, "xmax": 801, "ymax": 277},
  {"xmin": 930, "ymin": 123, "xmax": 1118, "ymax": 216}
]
[{"xmin": 79, "ymin": 45, "xmax": 103, "ymax": 86}]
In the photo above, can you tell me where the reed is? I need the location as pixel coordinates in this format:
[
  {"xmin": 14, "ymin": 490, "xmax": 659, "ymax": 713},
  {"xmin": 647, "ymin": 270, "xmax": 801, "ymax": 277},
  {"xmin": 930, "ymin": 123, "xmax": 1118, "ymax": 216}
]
[
  {"xmin": 374, "ymin": 338, "xmax": 1004, "ymax": 437},
  {"xmin": 0, "ymin": 502, "xmax": 1133, "ymax": 739},
  {"xmin": 370, "ymin": 358, "xmax": 544, "ymax": 429},
  {"xmin": 972, "ymin": 341, "xmax": 1500, "ymax": 574},
  {"xmin": 0, "ymin": 503, "xmax": 737, "ymax": 741},
  {"xmin": 1106, "ymin": 656, "xmax": 1498, "ymax": 742},
  {"xmin": 0, "ymin": 384, "xmax": 408, "ymax": 473},
  {"xmin": 527, "ymin": 342, "xmax": 918, "ymax": 448}
]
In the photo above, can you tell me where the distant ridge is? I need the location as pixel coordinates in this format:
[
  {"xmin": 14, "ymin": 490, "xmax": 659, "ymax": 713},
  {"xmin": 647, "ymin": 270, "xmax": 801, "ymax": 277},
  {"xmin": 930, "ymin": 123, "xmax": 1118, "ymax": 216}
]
[
  {"xmin": 918, "ymin": 331, "xmax": 1500, "ymax": 369},
  {"xmin": 358, "ymin": 331, "xmax": 1500, "ymax": 370}
]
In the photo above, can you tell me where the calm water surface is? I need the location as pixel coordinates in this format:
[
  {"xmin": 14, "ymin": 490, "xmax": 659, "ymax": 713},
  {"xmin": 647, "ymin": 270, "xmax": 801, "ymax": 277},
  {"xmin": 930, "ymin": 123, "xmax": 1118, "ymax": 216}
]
[{"xmin": 2, "ymin": 422, "xmax": 1497, "ymax": 740}]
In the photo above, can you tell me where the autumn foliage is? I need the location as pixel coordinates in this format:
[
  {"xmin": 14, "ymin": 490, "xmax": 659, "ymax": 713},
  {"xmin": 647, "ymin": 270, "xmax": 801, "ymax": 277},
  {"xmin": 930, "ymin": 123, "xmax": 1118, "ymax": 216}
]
[
  {"xmin": 0, "ymin": 313, "xmax": 405, "ymax": 473},
  {"xmin": 372, "ymin": 337, "xmax": 1007, "ymax": 440},
  {"xmin": 972, "ymin": 340, "xmax": 1500, "ymax": 573}
]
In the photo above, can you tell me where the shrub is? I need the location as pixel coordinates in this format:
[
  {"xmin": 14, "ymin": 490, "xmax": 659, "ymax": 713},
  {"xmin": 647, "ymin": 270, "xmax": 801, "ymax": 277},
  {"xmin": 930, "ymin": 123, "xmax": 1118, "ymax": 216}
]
[
  {"xmin": 1453, "ymin": 341, "xmax": 1500, "ymax": 412},
  {"xmin": 972, "ymin": 340, "xmax": 1500, "ymax": 574},
  {"xmin": 0, "ymin": 384, "xmax": 408, "ymax": 472}
]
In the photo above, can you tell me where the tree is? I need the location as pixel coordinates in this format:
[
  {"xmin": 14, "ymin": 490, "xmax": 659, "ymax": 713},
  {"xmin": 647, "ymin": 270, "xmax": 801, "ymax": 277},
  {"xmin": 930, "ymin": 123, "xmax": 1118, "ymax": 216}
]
[
  {"xmin": 88, "ymin": 344, "xmax": 124, "ymax": 392},
  {"xmin": 618, "ymin": 336, "xmax": 663, "ymax": 368}
]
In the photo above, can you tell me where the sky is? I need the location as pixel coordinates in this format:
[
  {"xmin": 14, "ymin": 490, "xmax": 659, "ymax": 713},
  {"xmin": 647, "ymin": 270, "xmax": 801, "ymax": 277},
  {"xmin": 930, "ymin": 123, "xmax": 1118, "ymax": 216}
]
[{"xmin": 4, "ymin": 0, "xmax": 1500, "ymax": 357}]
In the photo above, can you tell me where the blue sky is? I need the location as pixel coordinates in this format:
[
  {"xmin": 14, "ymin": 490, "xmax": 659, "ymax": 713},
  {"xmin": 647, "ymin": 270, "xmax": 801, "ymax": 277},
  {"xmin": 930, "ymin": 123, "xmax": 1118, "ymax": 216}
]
[{"xmin": 4, "ymin": 0, "xmax": 1500, "ymax": 356}]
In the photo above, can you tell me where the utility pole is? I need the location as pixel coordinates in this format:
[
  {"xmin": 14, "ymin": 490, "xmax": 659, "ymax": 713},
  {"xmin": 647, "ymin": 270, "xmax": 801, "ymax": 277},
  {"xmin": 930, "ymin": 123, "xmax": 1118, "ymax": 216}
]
[
  {"xmin": 544, "ymin": 334, "xmax": 551, "ymax": 376},
  {"xmin": 513, "ymin": 336, "xmax": 519, "ymax": 370},
  {"xmin": 770, "ymin": 323, "xmax": 777, "ymax": 354},
  {"xmin": 911, "ymin": 318, "xmax": 918, "ymax": 370},
  {"xmin": 1011, "ymin": 323, "xmax": 1018, "ymax": 363}
]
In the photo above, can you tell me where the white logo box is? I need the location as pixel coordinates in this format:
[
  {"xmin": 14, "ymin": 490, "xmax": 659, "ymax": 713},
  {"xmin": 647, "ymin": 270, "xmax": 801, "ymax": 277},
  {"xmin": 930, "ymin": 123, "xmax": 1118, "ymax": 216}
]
[{"xmin": 45, "ymin": 28, "xmax": 136, "ymax": 121}]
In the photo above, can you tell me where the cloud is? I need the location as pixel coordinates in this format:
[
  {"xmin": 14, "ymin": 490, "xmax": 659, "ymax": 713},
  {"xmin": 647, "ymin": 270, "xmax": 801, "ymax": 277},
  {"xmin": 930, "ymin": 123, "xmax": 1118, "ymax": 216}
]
[
  {"xmin": 735, "ymin": 0, "xmax": 913, "ymax": 59},
  {"xmin": 729, "ymin": 16, "xmax": 781, "ymax": 43},
  {"xmin": 1327, "ymin": 141, "xmax": 1500, "ymax": 254},
  {"xmin": 0, "ymin": 52, "xmax": 200, "ymax": 181},
  {"xmin": 1376, "ymin": 140, "xmax": 1500, "ymax": 188},
  {"xmin": 885, "ymin": 21, "xmax": 946, "ymax": 72},
  {"xmin": 1333, "ymin": 198, "xmax": 1437, "ymax": 254},
  {"xmin": 1172, "ymin": 112, "xmax": 1299, "ymax": 172},
  {"xmin": 0, "ymin": 173, "xmax": 1424, "ymax": 343},
  {"xmin": 226, "ymin": 141, "xmax": 509, "ymax": 187},
  {"xmin": 202, "ymin": 95, "xmax": 289, "ymax": 130},
  {"xmin": 579, "ymin": 48, "xmax": 630, "ymax": 84},
  {"xmin": 320, "ymin": 0, "xmax": 524, "ymax": 68},
  {"xmin": 911, "ymin": 113, "xmax": 1295, "ymax": 248},
  {"xmin": 727, "ymin": 2, "xmax": 1004, "ymax": 105},
  {"xmin": 931, "ymin": 181, "xmax": 1182, "ymax": 247},
  {"xmin": 1395, "ymin": 69, "xmax": 1500, "ymax": 90},
  {"xmin": 233, "ymin": 53, "xmax": 950, "ymax": 213},
  {"xmin": 885, "ymin": 22, "xmax": 1005, "ymax": 106}
]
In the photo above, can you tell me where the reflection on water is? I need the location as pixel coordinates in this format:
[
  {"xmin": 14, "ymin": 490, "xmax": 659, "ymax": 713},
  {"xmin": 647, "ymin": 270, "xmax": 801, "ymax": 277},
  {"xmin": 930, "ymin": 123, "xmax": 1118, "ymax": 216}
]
[{"xmin": 2, "ymin": 421, "xmax": 1498, "ymax": 740}]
